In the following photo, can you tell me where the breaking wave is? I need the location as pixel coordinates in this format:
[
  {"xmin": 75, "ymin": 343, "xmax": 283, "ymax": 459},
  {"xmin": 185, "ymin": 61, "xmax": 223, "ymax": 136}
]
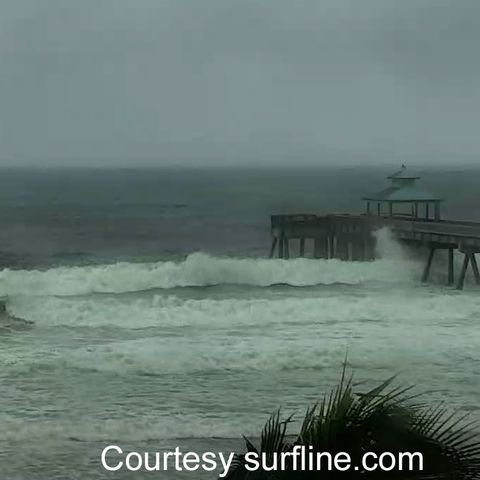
[{"xmin": 0, "ymin": 230, "xmax": 419, "ymax": 296}]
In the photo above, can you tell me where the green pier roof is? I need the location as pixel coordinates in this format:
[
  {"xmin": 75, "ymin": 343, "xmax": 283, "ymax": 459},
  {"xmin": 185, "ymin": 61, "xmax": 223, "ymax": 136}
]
[{"xmin": 363, "ymin": 165, "xmax": 443, "ymax": 203}]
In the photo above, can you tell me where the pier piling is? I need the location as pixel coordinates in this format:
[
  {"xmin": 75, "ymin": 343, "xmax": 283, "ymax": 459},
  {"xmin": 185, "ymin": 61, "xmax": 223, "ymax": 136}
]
[
  {"xmin": 470, "ymin": 252, "xmax": 480, "ymax": 284},
  {"xmin": 269, "ymin": 237, "xmax": 278, "ymax": 259},
  {"xmin": 422, "ymin": 247, "xmax": 436, "ymax": 283},
  {"xmin": 284, "ymin": 238, "xmax": 290, "ymax": 259},
  {"xmin": 278, "ymin": 234, "xmax": 284, "ymax": 259},
  {"xmin": 299, "ymin": 238, "xmax": 305, "ymax": 257},
  {"xmin": 457, "ymin": 254, "xmax": 470, "ymax": 290},
  {"xmin": 313, "ymin": 237, "xmax": 328, "ymax": 259},
  {"xmin": 448, "ymin": 248, "xmax": 454, "ymax": 285}
]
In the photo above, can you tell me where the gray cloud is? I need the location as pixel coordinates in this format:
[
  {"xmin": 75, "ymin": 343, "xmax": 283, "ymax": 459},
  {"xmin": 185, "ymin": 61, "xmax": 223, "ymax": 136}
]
[{"xmin": 1, "ymin": 0, "xmax": 479, "ymax": 165}]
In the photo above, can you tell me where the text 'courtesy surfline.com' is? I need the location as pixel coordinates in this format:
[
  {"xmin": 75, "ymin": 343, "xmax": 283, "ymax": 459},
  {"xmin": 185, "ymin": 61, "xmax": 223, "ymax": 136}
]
[{"xmin": 101, "ymin": 445, "xmax": 424, "ymax": 476}]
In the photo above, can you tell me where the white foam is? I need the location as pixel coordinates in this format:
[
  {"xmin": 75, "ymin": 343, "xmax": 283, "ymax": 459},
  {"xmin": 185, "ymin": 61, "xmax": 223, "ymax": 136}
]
[
  {"xmin": 0, "ymin": 231, "xmax": 419, "ymax": 296},
  {"xmin": 5, "ymin": 289, "xmax": 479, "ymax": 330},
  {"xmin": 5, "ymin": 291, "xmax": 480, "ymax": 378}
]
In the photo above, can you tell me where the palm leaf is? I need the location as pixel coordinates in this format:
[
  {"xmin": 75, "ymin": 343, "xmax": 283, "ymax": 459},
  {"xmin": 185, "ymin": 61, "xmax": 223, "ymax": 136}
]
[{"xmin": 222, "ymin": 369, "xmax": 480, "ymax": 480}]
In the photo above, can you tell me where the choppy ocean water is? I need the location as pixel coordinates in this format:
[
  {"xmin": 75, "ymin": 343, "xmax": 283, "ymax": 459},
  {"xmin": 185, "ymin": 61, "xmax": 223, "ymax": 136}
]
[{"xmin": 0, "ymin": 166, "xmax": 479, "ymax": 479}]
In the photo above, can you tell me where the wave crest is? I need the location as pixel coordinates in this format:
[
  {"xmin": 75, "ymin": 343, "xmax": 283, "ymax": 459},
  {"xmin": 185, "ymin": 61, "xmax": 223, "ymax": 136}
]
[{"xmin": 0, "ymin": 252, "xmax": 418, "ymax": 297}]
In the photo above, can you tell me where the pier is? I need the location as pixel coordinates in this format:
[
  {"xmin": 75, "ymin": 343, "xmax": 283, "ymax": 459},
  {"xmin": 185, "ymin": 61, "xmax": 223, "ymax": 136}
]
[{"xmin": 269, "ymin": 166, "xmax": 480, "ymax": 290}]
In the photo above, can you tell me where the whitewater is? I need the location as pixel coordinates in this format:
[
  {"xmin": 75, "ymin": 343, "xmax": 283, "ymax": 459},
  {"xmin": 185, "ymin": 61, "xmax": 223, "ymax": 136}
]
[{"xmin": 1, "ymin": 227, "xmax": 479, "ymax": 479}]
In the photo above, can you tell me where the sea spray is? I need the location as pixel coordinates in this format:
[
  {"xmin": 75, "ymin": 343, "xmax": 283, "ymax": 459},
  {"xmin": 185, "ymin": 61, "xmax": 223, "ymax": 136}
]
[{"xmin": 374, "ymin": 227, "xmax": 410, "ymax": 261}]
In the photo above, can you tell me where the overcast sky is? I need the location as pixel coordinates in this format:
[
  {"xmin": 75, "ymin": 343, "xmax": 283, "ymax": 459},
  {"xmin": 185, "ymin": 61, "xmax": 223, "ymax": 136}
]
[{"xmin": 1, "ymin": 0, "xmax": 479, "ymax": 166}]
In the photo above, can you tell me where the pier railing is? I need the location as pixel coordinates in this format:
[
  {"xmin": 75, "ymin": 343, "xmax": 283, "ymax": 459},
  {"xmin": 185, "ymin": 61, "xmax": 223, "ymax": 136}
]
[{"xmin": 271, "ymin": 214, "xmax": 480, "ymax": 247}]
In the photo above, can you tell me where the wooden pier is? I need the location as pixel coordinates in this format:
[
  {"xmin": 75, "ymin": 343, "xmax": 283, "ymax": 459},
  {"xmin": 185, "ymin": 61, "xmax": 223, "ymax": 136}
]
[
  {"xmin": 269, "ymin": 166, "xmax": 480, "ymax": 289},
  {"xmin": 269, "ymin": 214, "xmax": 480, "ymax": 290}
]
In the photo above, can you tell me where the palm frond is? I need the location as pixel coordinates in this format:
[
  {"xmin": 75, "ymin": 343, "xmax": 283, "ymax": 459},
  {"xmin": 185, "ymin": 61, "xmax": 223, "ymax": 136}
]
[{"xmin": 222, "ymin": 369, "xmax": 480, "ymax": 480}]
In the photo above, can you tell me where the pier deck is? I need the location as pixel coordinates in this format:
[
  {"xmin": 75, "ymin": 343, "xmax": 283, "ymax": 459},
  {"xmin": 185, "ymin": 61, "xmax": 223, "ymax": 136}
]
[{"xmin": 269, "ymin": 214, "xmax": 480, "ymax": 289}]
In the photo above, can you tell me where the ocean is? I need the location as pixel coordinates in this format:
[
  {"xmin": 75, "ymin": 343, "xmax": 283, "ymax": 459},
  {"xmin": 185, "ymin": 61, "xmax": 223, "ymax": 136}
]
[{"xmin": 0, "ymin": 166, "xmax": 479, "ymax": 479}]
